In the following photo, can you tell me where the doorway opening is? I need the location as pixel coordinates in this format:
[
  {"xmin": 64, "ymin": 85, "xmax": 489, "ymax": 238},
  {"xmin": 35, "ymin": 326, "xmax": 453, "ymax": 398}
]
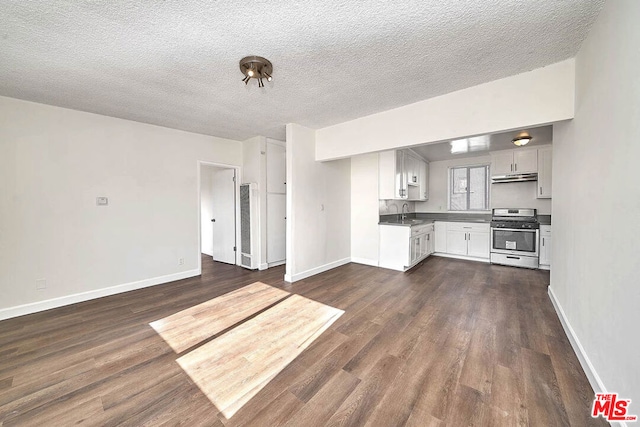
[{"xmin": 198, "ymin": 162, "xmax": 241, "ymax": 270}]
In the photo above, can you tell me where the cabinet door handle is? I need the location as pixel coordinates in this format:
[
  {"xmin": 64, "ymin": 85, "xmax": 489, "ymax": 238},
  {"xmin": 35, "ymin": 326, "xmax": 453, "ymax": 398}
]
[
  {"xmin": 542, "ymin": 237, "xmax": 545, "ymax": 246},
  {"xmin": 515, "ymin": 163, "xmax": 518, "ymax": 172},
  {"xmin": 468, "ymin": 233, "xmax": 471, "ymax": 240},
  {"xmin": 510, "ymin": 164, "xmax": 513, "ymax": 172},
  {"xmin": 540, "ymin": 187, "xmax": 543, "ymax": 195}
]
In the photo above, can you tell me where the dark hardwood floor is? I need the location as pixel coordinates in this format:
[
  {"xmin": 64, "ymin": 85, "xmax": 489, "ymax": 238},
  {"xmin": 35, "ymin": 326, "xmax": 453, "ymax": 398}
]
[{"xmin": 0, "ymin": 255, "xmax": 605, "ymax": 426}]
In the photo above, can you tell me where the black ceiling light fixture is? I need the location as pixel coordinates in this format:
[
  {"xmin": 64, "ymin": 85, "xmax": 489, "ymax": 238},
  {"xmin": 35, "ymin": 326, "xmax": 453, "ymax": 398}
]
[{"xmin": 239, "ymin": 56, "xmax": 273, "ymax": 88}]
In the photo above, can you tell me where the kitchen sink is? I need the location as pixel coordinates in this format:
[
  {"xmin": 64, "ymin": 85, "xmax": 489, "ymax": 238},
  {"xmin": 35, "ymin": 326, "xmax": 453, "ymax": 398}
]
[{"xmin": 379, "ymin": 218, "xmax": 431, "ymax": 226}]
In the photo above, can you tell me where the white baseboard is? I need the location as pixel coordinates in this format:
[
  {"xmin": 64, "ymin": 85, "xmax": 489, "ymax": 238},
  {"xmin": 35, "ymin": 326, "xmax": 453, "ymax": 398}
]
[
  {"xmin": 258, "ymin": 263, "xmax": 269, "ymax": 271},
  {"xmin": 350, "ymin": 257, "xmax": 379, "ymax": 267},
  {"xmin": 0, "ymin": 269, "xmax": 201, "ymax": 321},
  {"xmin": 268, "ymin": 260, "xmax": 286, "ymax": 268},
  {"xmin": 284, "ymin": 257, "xmax": 351, "ymax": 283},
  {"xmin": 432, "ymin": 252, "xmax": 490, "ymax": 263},
  {"xmin": 548, "ymin": 286, "xmax": 606, "ymax": 393},
  {"xmin": 546, "ymin": 287, "xmax": 627, "ymax": 425}
]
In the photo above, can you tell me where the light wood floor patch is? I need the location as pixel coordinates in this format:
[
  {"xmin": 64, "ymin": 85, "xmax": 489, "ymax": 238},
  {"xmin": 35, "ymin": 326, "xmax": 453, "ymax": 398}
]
[
  {"xmin": 177, "ymin": 294, "xmax": 344, "ymax": 419},
  {"xmin": 150, "ymin": 282, "xmax": 289, "ymax": 353}
]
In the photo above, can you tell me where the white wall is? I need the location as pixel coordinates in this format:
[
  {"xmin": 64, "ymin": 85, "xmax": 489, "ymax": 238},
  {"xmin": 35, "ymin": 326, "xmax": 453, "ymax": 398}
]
[
  {"xmin": 351, "ymin": 153, "xmax": 379, "ymax": 266},
  {"xmin": 316, "ymin": 59, "xmax": 575, "ymax": 160},
  {"xmin": 200, "ymin": 166, "xmax": 214, "ymax": 256},
  {"xmin": 285, "ymin": 123, "xmax": 351, "ymax": 282},
  {"xmin": 550, "ymin": 0, "xmax": 639, "ymax": 405},
  {"xmin": 491, "ymin": 181, "xmax": 551, "ymax": 214},
  {"xmin": 242, "ymin": 136, "xmax": 268, "ymax": 269},
  {"xmin": 0, "ymin": 96, "xmax": 242, "ymax": 318},
  {"xmin": 416, "ymin": 154, "xmax": 552, "ymax": 214},
  {"xmin": 380, "ymin": 200, "xmax": 416, "ymax": 215}
]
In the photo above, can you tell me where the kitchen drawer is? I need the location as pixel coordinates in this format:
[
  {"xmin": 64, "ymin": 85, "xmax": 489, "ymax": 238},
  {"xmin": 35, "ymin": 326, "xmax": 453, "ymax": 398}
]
[
  {"xmin": 491, "ymin": 252, "xmax": 539, "ymax": 269},
  {"xmin": 540, "ymin": 225, "xmax": 552, "ymax": 235},
  {"xmin": 446, "ymin": 222, "xmax": 489, "ymax": 233},
  {"xmin": 411, "ymin": 223, "xmax": 433, "ymax": 236}
]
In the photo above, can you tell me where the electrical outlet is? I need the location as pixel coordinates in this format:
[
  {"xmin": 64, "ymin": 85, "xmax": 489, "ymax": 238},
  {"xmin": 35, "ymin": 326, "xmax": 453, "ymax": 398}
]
[
  {"xmin": 36, "ymin": 279, "xmax": 46, "ymax": 290},
  {"xmin": 96, "ymin": 197, "xmax": 109, "ymax": 206},
  {"xmin": 178, "ymin": 258, "xmax": 184, "ymax": 266}
]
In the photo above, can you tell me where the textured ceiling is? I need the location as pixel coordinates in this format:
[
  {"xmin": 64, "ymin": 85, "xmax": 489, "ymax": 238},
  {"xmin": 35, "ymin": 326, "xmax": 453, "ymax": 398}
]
[{"xmin": 0, "ymin": 1, "xmax": 603, "ymax": 141}]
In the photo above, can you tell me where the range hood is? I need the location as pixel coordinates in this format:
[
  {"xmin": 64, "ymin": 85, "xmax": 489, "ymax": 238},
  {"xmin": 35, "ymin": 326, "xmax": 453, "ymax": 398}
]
[{"xmin": 491, "ymin": 173, "xmax": 538, "ymax": 183}]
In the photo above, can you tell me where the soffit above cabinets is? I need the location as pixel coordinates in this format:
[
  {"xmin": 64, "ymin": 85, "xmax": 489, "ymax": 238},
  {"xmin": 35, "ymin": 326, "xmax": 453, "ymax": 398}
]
[
  {"xmin": 0, "ymin": 1, "xmax": 602, "ymax": 141},
  {"xmin": 411, "ymin": 125, "xmax": 553, "ymax": 162}
]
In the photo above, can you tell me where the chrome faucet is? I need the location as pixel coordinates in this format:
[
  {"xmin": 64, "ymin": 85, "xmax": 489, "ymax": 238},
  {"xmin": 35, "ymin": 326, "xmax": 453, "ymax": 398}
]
[{"xmin": 401, "ymin": 203, "xmax": 409, "ymax": 220}]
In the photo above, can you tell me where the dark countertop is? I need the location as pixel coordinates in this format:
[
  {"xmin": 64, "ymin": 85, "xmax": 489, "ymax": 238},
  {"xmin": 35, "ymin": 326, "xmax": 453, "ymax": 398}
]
[
  {"xmin": 380, "ymin": 212, "xmax": 551, "ymax": 226},
  {"xmin": 538, "ymin": 215, "xmax": 552, "ymax": 225},
  {"xmin": 379, "ymin": 218, "xmax": 435, "ymax": 227},
  {"xmin": 380, "ymin": 212, "xmax": 491, "ymax": 225}
]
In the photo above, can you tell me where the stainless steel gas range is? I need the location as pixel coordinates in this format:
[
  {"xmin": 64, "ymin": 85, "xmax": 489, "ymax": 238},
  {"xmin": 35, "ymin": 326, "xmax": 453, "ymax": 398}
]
[{"xmin": 490, "ymin": 208, "xmax": 540, "ymax": 269}]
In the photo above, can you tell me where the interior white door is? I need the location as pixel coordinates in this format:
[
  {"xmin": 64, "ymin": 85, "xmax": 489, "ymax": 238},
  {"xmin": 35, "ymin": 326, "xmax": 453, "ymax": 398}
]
[{"xmin": 211, "ymin": 168, "xmax": 236, "ymax": 264}]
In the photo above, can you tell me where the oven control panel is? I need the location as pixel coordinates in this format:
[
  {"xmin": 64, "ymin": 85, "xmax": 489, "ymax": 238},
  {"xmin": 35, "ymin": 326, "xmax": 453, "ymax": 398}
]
[{"xmin": 490, "ymin": 221, "xmax": 540, "ymax": 230}]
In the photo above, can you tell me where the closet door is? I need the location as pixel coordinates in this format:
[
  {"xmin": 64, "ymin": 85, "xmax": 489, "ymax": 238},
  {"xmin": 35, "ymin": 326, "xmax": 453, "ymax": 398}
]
[
  {"xmin": 267, "ymin": 143, "xmax": 286, "ymax": 194},
  {"xmin": 267, "ymin": 193, "xmax": 286, "ymax": 263}
]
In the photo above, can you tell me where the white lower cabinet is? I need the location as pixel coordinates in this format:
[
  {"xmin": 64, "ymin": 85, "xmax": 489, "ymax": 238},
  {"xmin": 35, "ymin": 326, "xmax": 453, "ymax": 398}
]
[
  {"xmin": 435, "ymin": 221, "xmax": 490, "ymax": 261},
  {"xmin": 446, "ymin": 230, "xmax": 468, "ymax": 255},
  {"xmin": 434, "ymin": 222, "xmax": 447, "ymax": 253},
  {"xmin": 379, "ymin": 223, "xmax": 434, "ymax": 271},
  {"xmin": 467, "ymin": 231, "xmax": 490, "ymax": 258},
  {"xmin": 539, "ymin": 225, "xmax": 552, "ymax": 269}
]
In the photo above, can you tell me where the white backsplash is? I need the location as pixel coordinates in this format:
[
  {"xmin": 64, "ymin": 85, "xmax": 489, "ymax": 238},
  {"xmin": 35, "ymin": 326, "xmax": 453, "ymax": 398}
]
[{"xmin": 379, "ymin": 200, "xmax": 416, "ymax": 215}]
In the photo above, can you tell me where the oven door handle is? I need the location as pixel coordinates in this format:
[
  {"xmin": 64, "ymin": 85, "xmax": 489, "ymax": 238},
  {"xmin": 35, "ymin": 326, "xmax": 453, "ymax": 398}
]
[{"xmin": 491, "ymin": 227, "xmax": 538, "ymax": 232}]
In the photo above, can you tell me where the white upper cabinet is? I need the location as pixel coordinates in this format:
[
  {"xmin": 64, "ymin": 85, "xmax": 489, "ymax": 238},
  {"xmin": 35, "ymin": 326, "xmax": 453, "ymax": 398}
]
[
  {"xmin": 266, "ymin": 141, "xmax": 286, "ymax": 194},
  {"xmin": 419, "ymin": 160, "xmax": 428, "ymax": 200},
  {"xmin": 379, "ymin": 150, "xmax": 406, "ymax": 199},
  {"xmin": 379, "ymin": 149, "xmax": 428, "ymax": 200},
  {"xmin": 537, "ymin": 147, "xmax": 552, "ymax": 198},
  {"xmin": 406, "ymin": 154, "xmax": 419, "ymax": 186},
  {"xmin": 491, "ymin": 148, "xmax": 538, "ymax": 175},
  {"xmin": 491, "ymin": 150, "xmax": 515, "ymax": 175},
  {"xmin": 513, "ymin": 149, "xmax": 538, "ymax": 174}
]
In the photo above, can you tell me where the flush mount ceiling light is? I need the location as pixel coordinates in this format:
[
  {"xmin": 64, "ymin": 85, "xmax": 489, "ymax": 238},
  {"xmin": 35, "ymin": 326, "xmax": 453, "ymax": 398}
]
[
  {"xmin": 239, "ymin": 56, "xmax": 273, "ymax": 88},
  {"xmin": 512, "ymin": 133, "xmax": 533, "ymax": 146}
]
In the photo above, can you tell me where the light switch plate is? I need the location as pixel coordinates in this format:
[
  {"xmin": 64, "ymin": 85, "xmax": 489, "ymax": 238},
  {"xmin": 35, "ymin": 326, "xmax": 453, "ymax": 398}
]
[{"xmin": 96, "ymin": 197, "xmax": 109, "ymax": 206}]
